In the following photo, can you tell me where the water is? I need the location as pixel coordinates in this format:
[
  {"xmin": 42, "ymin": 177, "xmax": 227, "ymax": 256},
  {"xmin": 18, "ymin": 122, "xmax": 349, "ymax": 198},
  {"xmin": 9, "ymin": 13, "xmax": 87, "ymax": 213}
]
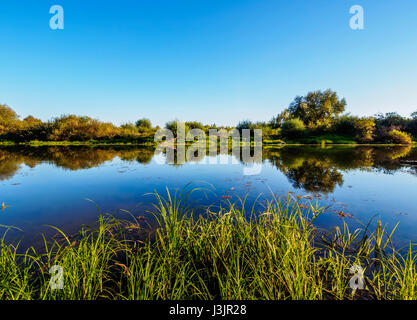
[{"xmin": 1, "ymin": 145, "xmax": 417, "ymax": 248}]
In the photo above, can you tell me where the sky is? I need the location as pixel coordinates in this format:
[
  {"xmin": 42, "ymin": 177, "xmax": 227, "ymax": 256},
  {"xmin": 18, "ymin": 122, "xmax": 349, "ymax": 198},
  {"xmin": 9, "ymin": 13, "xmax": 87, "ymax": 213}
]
[{"xmin": 0, "ymin": 0, "xmax": 416, "ymax": 126}]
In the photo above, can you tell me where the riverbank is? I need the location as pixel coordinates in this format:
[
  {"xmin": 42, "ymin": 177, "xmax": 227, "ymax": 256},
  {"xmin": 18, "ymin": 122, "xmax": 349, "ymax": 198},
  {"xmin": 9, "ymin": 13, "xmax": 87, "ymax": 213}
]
[
  {"xmin": 1, "ymin": 138, "xmax": 415, "ymax": 147},
  {"xmin": 1, "ymin": 190, "xmax": 416, "ymax": 300},
  {"xmin": 0, "ymin": 139, "xmax": 156, "ymax": 146}
]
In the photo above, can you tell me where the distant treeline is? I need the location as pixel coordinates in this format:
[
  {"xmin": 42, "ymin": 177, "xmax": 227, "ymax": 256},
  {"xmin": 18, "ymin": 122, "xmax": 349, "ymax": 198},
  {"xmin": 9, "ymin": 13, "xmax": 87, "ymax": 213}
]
[
  {"xmin": 1, "ymin": 89, "xmax": 416, "ymax": 144},
  {"xmin": 0, "ymin": 105, "xmax": 231, "ymax": 143},
  {"xmin": 237, "ymin": 89, "xmax": 417, "ymax": 144}
]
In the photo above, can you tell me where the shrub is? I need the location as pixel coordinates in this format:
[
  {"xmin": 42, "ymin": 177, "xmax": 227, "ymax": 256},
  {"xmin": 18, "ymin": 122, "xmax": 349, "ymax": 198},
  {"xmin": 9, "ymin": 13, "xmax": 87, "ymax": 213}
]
[
  {"xmin": 48, "ymin": 115, "xmax": 119, "ymax": 141},
  {"xmin": 334, "ymin": 116, "xmax": 355, "ymax": 136},
  {"xmin": 281, "ymin": 118, "xmax": 306, "ymax": 139},
  {"xmin": 387, "ymin": 130, "xmax": 413, "ymax": 144},
  {"xmin": 333, "ymin": 116, "xmax": 375, "ymax": 143},
  {"xmin": 406, "ymin": 119, "xmax": 417, "ymax": 137},
  {"xmin": 135, "ymin": 118, "xmax": 152, "ymax": 129},
  {"xmin": 185, "ymin": 121, "xmax": 205, "ymax": 131},
  {"xmin": 165, "ymin": 120, "xmax": 190, "ymax": 137},
  {"xmin": 353, "ymin": 117, "xmax": 375, "ymax": 143}
]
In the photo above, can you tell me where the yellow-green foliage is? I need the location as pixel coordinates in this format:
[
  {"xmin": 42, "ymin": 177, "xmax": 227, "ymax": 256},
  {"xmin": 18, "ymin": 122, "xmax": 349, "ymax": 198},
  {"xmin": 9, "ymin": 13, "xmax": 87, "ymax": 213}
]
[
  {"xmin": 0, "ymin": 105, "xmax": 157, "ymax": 142},
  {"xmin": 281, "ymin": 118, "xmax": 306, "ymax": 138},
  {"xmin": 387, "ymin": 130, "xmax": 413, "ymax": 144},
  {"xmin": 0, "ymin": 104, "xmax": 20, "ymax": 135},
  {"xmin": 48, "ymin": 115, "xmax": 118, "ymax": 141}
]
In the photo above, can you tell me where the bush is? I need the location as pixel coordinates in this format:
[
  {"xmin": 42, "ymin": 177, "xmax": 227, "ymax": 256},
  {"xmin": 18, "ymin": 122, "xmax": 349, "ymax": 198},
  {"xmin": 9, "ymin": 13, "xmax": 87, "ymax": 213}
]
[
  {"xmin": 185, "ymin": 121, "xmax": 205, "ymax": 131},
  {"xmin": 281, "ymin": 118, "xmax": 306, "ymax": 139},
  {"xmin": 47, "ymin": 115, "xmax": 119, "ymax": 141},
  {"xmin": 333, "ymin": 116, "xmax": 356, "ymax": 136},
  {"xmin": 333, "ymin": 116, "xmax": 375, "ymax": 143},
  {"xmin": 387, "ymin": 130, "xmax": 413, "ymax": 144},
  {"xmin": 406, "ymin": 119, "xmax": 417, "ymax": 137},
  {"xmin": 354, "ymin": 117, "xmax": 375, "ymax": 142},
  {"xmin": 375, "ymin": 112, "xmax": 408, "ymax": 131},
  {"xmin": 165, "ymin": 120, "xmax": 190, "ymax": 137}
]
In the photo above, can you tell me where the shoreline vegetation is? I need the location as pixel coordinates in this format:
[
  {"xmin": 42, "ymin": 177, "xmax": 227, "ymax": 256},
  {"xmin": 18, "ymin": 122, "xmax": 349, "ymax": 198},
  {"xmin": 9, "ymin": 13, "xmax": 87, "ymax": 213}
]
[
  {"xmin": 1, "ymin": 188, "xmax": 417, "ymax": 300},
  {"xmin": 1, "ymin": 140, "xmax": 416, "ymax": 147},
  {"xmin": 1, "ymin": 90, "xmax": 417, "ymax": 146}
]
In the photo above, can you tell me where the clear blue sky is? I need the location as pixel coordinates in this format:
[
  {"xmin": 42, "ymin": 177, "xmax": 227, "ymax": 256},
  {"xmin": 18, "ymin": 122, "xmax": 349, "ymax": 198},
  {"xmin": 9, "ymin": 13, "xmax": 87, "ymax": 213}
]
[{"xmin": 1, "ymin": 0, "xmax": 416, "ymax": 126}]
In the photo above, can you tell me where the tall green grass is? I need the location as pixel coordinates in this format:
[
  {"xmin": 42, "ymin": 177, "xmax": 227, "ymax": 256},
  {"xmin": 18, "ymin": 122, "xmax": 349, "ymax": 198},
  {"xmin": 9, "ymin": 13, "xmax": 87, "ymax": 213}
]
[{"xmin": 1, "ymin": 189, "xmax": 417, "ymax": 300}]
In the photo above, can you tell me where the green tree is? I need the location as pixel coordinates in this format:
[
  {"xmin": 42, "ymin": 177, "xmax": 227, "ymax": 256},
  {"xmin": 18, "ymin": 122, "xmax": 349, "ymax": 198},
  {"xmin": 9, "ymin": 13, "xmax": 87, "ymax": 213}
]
[
  {"xmin": 0, "ymin": 104, "xmax": 19, "ymax": 122},
  {"xmin": 374, "ymin": 112, "xmax": 407, "ymax": 130},
  {"xmin": 407, "ymin": 112, "xmax": 417, "ymax": 136},
  {"xmin": 0, "ymin": 104, "xmax": 20, "ymax": 134},
  {"xmin": 236, "ymin": 120, "xmax": 255, "ymax": 132},
  {"xmin": 165, "ymin": 120, "xmax": 190, "ymax": 137},
  {"xmin": 135, "ymin": 118, "xmax": 152, "ymax": 129},
  {"xmin": 22, "ymin": 115, "xmax": 43, "ymax": 128},
  {"xmin": 270, "ymin": 110, "xmax": 290, "ymax": 128},
  {"xmin": 185, "ymin": 121, "xmax": 205, "ymax": 131},
  {"xmin": 287, "ymin": 89, "xmax": 346, "ymax": 128}
]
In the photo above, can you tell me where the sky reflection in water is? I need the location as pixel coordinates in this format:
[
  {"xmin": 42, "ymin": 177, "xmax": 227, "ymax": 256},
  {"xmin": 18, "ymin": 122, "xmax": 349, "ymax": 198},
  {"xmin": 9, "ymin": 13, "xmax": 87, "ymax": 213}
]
[{"xmin": 1, "ymin": 145, "xmax": 417, "ymax": 248}]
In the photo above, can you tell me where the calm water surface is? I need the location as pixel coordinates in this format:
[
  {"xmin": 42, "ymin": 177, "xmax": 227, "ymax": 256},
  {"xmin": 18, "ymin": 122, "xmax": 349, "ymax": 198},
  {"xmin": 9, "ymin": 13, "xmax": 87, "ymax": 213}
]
[{"xmin": 1, "ymin": 145, "xmax": 417, "ymax": 248}]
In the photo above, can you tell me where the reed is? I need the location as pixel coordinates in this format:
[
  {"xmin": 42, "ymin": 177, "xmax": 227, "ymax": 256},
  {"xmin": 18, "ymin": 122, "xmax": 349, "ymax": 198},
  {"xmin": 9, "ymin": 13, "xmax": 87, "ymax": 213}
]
[{"xmin": 1, "ymin": 188, "xmax": 417, "ymax": 300}]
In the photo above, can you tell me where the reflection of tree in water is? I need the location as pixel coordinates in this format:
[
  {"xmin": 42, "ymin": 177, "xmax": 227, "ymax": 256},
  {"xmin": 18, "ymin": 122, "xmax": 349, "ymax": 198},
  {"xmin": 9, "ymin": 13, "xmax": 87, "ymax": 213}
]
[
  {"xmin": 114, "ymin": 148, "xmax": 154, "ymax": 164},
  {"xmin": 0, "ymin": 150, "xmax": 21, "ymax": 181},
  {"xmin": 157, "ymin": 143, "xmax": 220, "ymax": 166},
  {"xmin": 0, "ymin": 146, "xmax": 156, "ymax": 180},
  {"xmin": 44, "ymin": 147, "xmax": 120, "ymax": 170},
  {"xmin": 393, "ymin": 146, "xmax": 417, "ymax": 177},
  {"xmin": 372, "ymin": 146, "xmax": 414, "ymax": 174},
  {"xmin": 283, "ymin": 159, "xmax": 343, "ymax": 194},
  {"xmin": 1, "ymin": 145, "xmax": 416, "ymax": 192},
  {"xmin": 135, "ymin": 148, "xmax": 154, "ymax": 164},
  {"xmin": 263, "ymin": 145, "xmax": 416, "ymax": 194},
  {"xmin": 389, "ymin": 146, "xmax": 413, "ymax": 160}
]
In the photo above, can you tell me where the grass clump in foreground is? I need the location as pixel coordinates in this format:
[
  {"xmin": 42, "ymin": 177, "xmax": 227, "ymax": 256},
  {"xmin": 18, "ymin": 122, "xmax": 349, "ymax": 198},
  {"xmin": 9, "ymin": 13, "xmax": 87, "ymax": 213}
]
[{"xmin": 1, "ymin": 188, "xmax": 417, "ymax": 300}]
